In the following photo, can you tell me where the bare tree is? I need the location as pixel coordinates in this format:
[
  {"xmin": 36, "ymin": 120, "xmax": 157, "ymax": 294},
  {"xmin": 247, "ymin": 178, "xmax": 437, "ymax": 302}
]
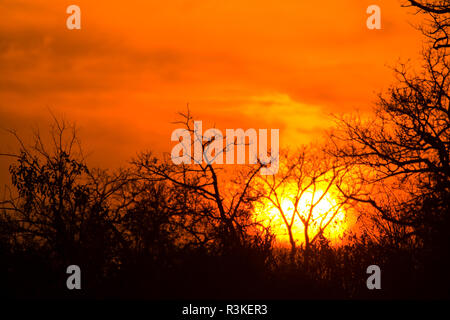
[
  {"xmin": 404, "ymin": 0, "xmax": 450, "ymax": 50},
  {"xmin": 258, "ymin": 146, "xmax": 354, "ymax": 262},
  {"xmin": 329, "ymin": 47, "xmax": 450, "ymax": 242},
  {"xmin": 131, "ymin": 110, "xmax": 274, "ymax": 253}
]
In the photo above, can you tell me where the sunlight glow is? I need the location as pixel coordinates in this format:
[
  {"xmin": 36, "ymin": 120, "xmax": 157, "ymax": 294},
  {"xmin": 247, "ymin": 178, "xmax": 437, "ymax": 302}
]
[{"xmin": 255, "ymin": 184, "xmax": 348, "ymax": 247}]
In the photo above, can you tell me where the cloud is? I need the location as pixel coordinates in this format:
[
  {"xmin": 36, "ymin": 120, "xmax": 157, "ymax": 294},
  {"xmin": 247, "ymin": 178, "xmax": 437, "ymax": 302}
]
[{"xmin": 0, "ymin": 0, "xmax": 427, "ymax": 184}]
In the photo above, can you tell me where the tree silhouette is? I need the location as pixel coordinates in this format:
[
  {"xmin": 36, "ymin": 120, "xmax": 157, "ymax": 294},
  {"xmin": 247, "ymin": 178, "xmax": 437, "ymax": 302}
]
[
  {"xmin": 131, "ymin": 110, "xmax": 274, "ymax": 255},
  {"xmin": 329, "ymin": 46, "xmax": 450, "ymax": 295},
  {"xmin": 330, "ymin": 47, "xmax": 449, "ymax": 231},
  {"xmin": 404, "ymin": 0, "xmax": 450, "ymax": 50},
  {"xmin": 2, "ymin": 0, "xmax": 450, "ymax": 298},
  {"xmin": 0, "ymin": 118, "xmax": 131, "ymax": 295},
  {"xmin": 258, "ymin": 147, "xmax": 355, "ymax": 263}
]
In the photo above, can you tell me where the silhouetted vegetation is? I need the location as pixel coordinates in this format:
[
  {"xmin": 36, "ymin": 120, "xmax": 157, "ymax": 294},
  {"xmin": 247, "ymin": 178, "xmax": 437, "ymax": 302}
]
[
  {"xmin": 1, "ymin": 1, "xmax": 449, "ymax": 300},
  {"xmin": 329, "ymin": 45, "xmax": 450, "ymax": 297}
]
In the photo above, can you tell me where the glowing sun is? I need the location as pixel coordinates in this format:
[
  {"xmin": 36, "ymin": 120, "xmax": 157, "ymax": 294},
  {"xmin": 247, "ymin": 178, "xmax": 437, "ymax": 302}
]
[{"xmin": 256, "ymin": 186, "xmax": 348, "ymax": 247}]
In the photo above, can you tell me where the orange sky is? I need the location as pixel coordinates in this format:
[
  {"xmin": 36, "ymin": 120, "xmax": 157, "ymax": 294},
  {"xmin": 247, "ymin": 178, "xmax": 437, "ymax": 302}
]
[{"xmin": 0, "ymin": 0, "xmax": 425, "ymax": 182}]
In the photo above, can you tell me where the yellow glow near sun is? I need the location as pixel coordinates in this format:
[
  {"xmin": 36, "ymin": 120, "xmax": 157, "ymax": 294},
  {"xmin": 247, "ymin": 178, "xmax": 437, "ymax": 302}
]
[{"xmin": 256, "ymin": 185, "xmax": 347, "ymax": 247}]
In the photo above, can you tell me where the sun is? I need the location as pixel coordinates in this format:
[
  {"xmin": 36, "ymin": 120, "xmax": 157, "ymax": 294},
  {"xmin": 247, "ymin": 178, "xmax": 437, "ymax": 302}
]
[{"xmin": 255, "ymin": 185, "xmax": 348, "ymax": 247}]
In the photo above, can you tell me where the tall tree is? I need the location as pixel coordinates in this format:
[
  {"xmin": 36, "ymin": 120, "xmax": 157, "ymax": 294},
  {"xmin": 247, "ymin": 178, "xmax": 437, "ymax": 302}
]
[
  {"xmin": 0, "ymin": 118, "xmax": 129, "ymax": 274},
  {"xmin": 131, "ymin": 111, "xmax": 273, "ymax": 253},
  {"xmin": 258, "ymin": 147, "xmax": 354, "ymax": 261},
  {"xmin": 330, "ymin": 47, "xmax": 450, "ymax": 257}
]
